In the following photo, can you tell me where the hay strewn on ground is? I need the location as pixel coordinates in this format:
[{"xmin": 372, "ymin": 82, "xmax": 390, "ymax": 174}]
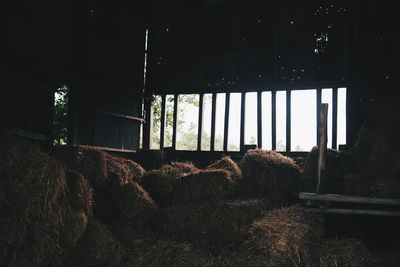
[
  {"xmin": 141, "ymin": 162, "xmax": 197, "ymax": 207},
  {"xmin": 156, "ymin": 199, "xmax": 271, "ymax": 252},
  {"xmin": 207, "ymin": 156, "xmax": 242, "ymax": 180},
  {"xmin": 239, "ymin": 149, "xmax": 301, "ymax": 205},
  {"xmin": 172, "ymin": 169, "xmax": 235, "ymax": 204}
]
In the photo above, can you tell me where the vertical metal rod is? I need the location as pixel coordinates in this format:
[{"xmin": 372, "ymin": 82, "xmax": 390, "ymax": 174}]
[
  {"xmin": 223, "ymin": 93, "xmax": 230, "ymax": 151},
  {"xmin": 240, "ymin": 92, "xmax": 246, "ymax": 151},
  {"xmin": 172, "ymin": 94, "xmax": 178, "ymax": 150},
  {"xmin": 197, "ymin": 94, "xmax": 204, "ymax": 151},
  {"xmin": 160, "ymin": 95, "xmax": 166, "ymax": 148},
  {"xmin": 210, "ymin": 93, "xmax": 217, "ymax": 151},
  {"xmin": 271, "ymin": 90, "xmax": 277, "ymax": 150},
  {"xmin": 332, "ymin": 88, "xmax": 338, "ymax": 150},
  {"xmin": 286, "ymin": 89, "xmax": 291, "ymax": 152},
  {"xmin": 316, "ymin": 88, "xmax": 322, "ymax": 146},
  {"xmin": 257, "ymin": 90, "xmax": 262, "ymax": 148}
]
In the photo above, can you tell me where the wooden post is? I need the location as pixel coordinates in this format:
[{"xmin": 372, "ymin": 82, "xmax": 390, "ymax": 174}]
[
  {"xmin": 197, "ymin": 94, "xmax": 204, "ymax": 151},
  {"xmin": 172, "ymin": 94, "xmax": 178, "ymax": 150},
  {"xmin": 317, "ymin": 104, "xmax": 328, "ymax": 193},
  {"xmin": 223, "ymin": 93, "xmax": 230, "ymax": 151},
  {"xmin": 257, "ymin": 91, "xmax": 262, "ymax": 148},
  {"xmin": 160, "ymin": 95, "xmax": 166, "ymax": 148},
  {"xmin": 210, "ymin": 93, "xmax": 217, "ymax": 151}
]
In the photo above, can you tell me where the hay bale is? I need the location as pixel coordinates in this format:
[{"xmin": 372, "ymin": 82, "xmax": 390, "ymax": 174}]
[
  {"xmin": 61, "ymin": 210, "xmax": 89, "ymax": 250},
  {"xmin": 107, "ymin": 220, "xmax": 154, "ymax": 248},
  {"xmin": 207, "ymin": 156, "xmax": 242, "ymax": 180},
  {"xmin": 0, "ymin": 132, "xmax": 68, "ymax": 266},
  {"xmin": 238, "ymin": 149, "xmax": 301, "ymax": 205},
  {"xmin": 213, "ymin": 205, "xmax": 323, "ymax": 266},
  {"xmin": 156, "ymin": 199, "xmax": 271, "ymax": 252},
  {"xmin": 313, "ymin": 239, "xmax": 369, "ymax": 267},
  {"xmin": 121, "ymin": 238, "xmax": 213, "ymax": 267},
  {"xmin": 172, "ymin": 169, "xmax": 234, "ymax": 204},
  {"xmin": 64, "ymin": 218, "xmax": 123, "ymax": 267},
  {"xmin": 65, "ymin": 170, "xmax": 94, "ymax": 215},
  {"xmin": 141, "ymin": 162, "xmax": 197, "ymax": 207},
  {"xmin": 107, "ymin": 156, "xmax": 145, "ymax": 185},
  {"xmin": 111, "ymin": 181, "xmax": 157, "ymax": 225},
  {"xmin": 302, "ymin": 147, "xmax": 346, "ymax": 193}
]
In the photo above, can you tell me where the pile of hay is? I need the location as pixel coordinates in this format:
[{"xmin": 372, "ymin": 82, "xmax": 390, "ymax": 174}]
[
  {"xmin": 238, "ymin": 149, "xmax": 301, "ymax": 205},
  {"xmin": 214, "ymin": 205, "xmax": 324, "ymax": 266},
  {"xmin": 63, "ymin": 218, "xmax": 123, "ymax": 267},
  {"xmin": 156, "ymin": 199, "xmax": 271, "ymax": 252},
  {"xmin": 141, "ymin": 162, "xmax": 198, "ymax": 207},
  {"xmin": 52, "ymin": 145, "xmax": 153, "ymax": 223},
  {"xmin": 121, "ymin": 238, "xmax": 213, "ymax": 267},
  {"xmin": 313, "ymin": 238, "xmax": 369, "ymax": 267},
  {"xmin": 172, "ymin": 169, "xmax": 235, "ymax": 204},
  {"xmin": 302, "ymin": 147, "xmax": 346, "ymax": 193},
  {"xmin": 207, "ymin": 156, "xmax": 242, "ymax": 180}
]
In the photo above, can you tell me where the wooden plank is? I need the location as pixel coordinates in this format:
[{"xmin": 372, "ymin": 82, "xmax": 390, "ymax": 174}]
[
  {"xmin": 197, "ymin": 94, "xmax": 204, "ymax": 151},
  {"xmin": 10, "ymin": 128, "xmax": 49, "ymax": 141},
  {"xmin": 332, "ymin": 88, "xmax": 338, "ymax": 149},
  {"xmin": 316, "ymin": 88, "xmax": 322, "ymax": 145},
  {"xmin": 317, "ymin": 103, "xmax": 328, "ymax": 193},
  {"xmin": 299, "ymin": 192, "xmax": 400, "ymax": 206},
  {"xmin": 68, "ymin": 144, "xmax": 136, "ymax": 153},
  {"xmin": 143, "ymin": 98, "xmax": 152, "ymax": 149},
  {"xmin": 88, "ymin": 109, "xmax": 144, "ymax": 122},
  {"xmin": 286, "ymin": 89, "xmax": 291, "ymax": 152},
  {"xmin": 172, "ymin": 94, "xmax": 178, "ymax": 150},
  {"xmin": 308, "ymin": 208, "xmax": 400, "ymax": 217},
  {"xmin": 210, "ymin": 93, "xmax": 217, "ymax": 151},
  {"xmin": 160, "ymin": 95, "xmax": 166, "ymax": 148},
  {"xmin": 223, "ymin": 93, "xmax": 230, "ymax": 151},
  {"xmin": 257, "ymin": 91, "xmax": 262, "ymax": 148},
  {"xmin": 271, "ymin": 90, "xmax": 276, "ymax": 150},
  {"xmin": 240, "ymin": 92, "xmax": 246, "ymax": 151}
]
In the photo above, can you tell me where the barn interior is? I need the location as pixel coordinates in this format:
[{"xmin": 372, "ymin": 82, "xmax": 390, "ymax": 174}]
[{"xmin": 1, "ymin": 0, "xmax": 400, "ymax": 266}]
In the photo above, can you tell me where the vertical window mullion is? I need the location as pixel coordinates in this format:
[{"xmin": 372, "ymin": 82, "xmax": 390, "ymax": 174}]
[
  {"xmin": 286, "ymin": 89, "xmax": 291, "ymax": 152},
  {"xmin": 257, "ymin": 90, "xmax": 262, "ymax": 148},
  {"xmin": 210, "ymin": 93, "xmax": 217, "ymax": 151},
  {"xmin": 197, "ymin": 94, "xmax": 204, "ymax": 151},
  {"xmin": 316, "ymin": 88, "xmax": 322, "ymax": 146},
  {"xmin": 223, "ymin": 93, "xmax": 230, "ymax": 151},
  {"xmin": 240, "ymin": 92, "xmax": 246, "ymax": 151},
  {"xmin": 332, "ymin": 88, "xmax": 338, "ymax": 149},
  {"xmin": 271, "ymin": 90, "xmax": 277, "ymax": 150},
  {"xmin": 172, "ymin": 94, "xmax": 178, "ymax": 150},
  {"xmin": 160, "ymin": 95, "xmax": 166, "ymax": 148}
]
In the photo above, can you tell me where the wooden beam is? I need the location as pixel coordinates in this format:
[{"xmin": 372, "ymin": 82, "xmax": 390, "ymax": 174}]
[
  {"xmin": 223, "ymin": 93, "xmax": 230, "ymax": 151},
  {"xmin": 240, "ymin": 92, "xmax": 246, "ymax": 151},
  {"xmin": 299, "ymin": 192, "xmax": 400, "ymax": 206},
  {"xmin": 143, "ymin": 98, "xmax": 153, "ymax": 149},
  {"xmin": 332, "ymin": 88, "xmax": 338, "ymax": 150},
  {"xmin": 210, "ymin": 93, "xmax": 217, "ymax": 151},
  {"xmin": 197, "ymin": 94, "xmax": 204, "ymax": 151},
  {"xmin": 172, "ymin": 94, "xmax": 178, "ymax": 150},
  {"xmin": 257, "ymin": 91, "xmax": 262, "ymax": 148},
  {"xmin": 286, "ymin": 89, "xmax": 291, "ymax": 152},
  {"xmin": 88, "ymin": 109, "xmax": 144, "ymax": 122},
  {"xmin": 317, "ymin": 103, "xmax": 328, "ymax": 193},
  {"xmin": 160, "ymin": 95, "xmax": 166, "ymax": 148},
  {"xmin": 316, "ymin": 88, "xmax": 322, "ymax": 146},
  {"xmin": 308, "ymin": 208, "xmax": 400, "ymax": 217},
  {"xmin": 272, "ymin": 90, "xmax": 276, "ymax": 150}
]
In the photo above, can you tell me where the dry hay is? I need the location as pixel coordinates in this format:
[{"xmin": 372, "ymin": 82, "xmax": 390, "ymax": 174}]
[
  {"xmin": 64, "ymin": 218, "xmax": 123, "ymax": 267},
  {"xmin": 0, "ymin": 132, "xmax": 68, "ymax": 266},
  {"xmin": 107, "ymin": 155, "xmax": 145, "ymax": 185},
  {"xmin": 207, "ymin": 156, "xmax": 242, "ymax": 180},
  {"xmin": 302, "ymin": 147, "xmax": 346, "ymax": 193},
  {"xmin": 172, "ymin": 169, "xmax": 235, "ymax": 204},
  {"xmin": 313, "ymin": 238, "xmax": 369, "ymax": 267},
  {"xmin": 121, "ymin": 238, "xmax": 213, "ymax": 267},
  {"xmin": 65, "ymin": 170, "xmax": 94, "ymax": 215},
  {"xmin": 107, "ymin": 220, "xmax": 154, "ymax": 248},
  {"xmin": 156, "ymin": 199, "xmax": 271, "ymax": 252},
  {"xmin": 238, "ymin": 149, "xmax": 301, "ymax": 205},
  {"xmin": 111, "ymin": 181, "xmax": 157, "ymax": 225},
  {"xmin": 141, "ymin": 162, "xmax": 198, "ymax": 207},
  {"xmin": 60, "ymin": 210, "xmax": 89, "ymax": 250}
]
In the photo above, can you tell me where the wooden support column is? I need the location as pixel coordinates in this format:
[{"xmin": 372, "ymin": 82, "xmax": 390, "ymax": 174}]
[
  {"xmin": 271, "ymin": 90, "xmax": 276, "ymax": 150},
  {"xmin": 286, "ymin": 89, "xmax": 291, "ymax": 152},
  {"xmin": 240, "ymin": 92, "xmax": 246, "ymax": 151},
  {"xmin": 317, "ymin": 103, "xmax": 328, "ymax": 194},
  {"xmin": 210, "ymin": 93, "xmax": 217, "ymax": 151},
  {"xmin": 332, "ymin": 88, "xmax": 338, "ymax": 150},
  {"xmin": 160, "ymin": 95, "xmax": 166, "ymax": 148},
  {"xmin": 197, "ymin": 94, "xmax": 204, "ymax": 151},
  {"xmin": 172, "ymin": 94, "xmax": 178, "ymax": 150},
  {"xmin": 257, "ymin": 91, "xmax": 262, "ymax": 148},
  {"xmin": 223, "ymin": 93, "xmax": 230, "ymax": 151}
]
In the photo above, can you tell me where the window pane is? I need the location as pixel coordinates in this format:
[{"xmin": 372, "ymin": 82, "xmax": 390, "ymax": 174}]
[
  {"xmin": 176, "ymin": 94, "xmax": 199, "ymax": 150},
  {"xmin": 276, "ymin": 91, "xmax": 286, "ymax": 151},
  {"xmin": 164, "ymin": 95, "xmax": 174, "ymax": 148},
  {"xmin": 201, "ymin": 94, "xmax": 212, "ymax": 151},
  {"xmin": 291, "ymin": 89, "xmax": 316, "ymax": 152},
  {"xmin": 245, "ymin": 92, "xmax": 257, "ymax": 145},
  {"xmin": 215, "ymin": 93, "xmax": 226, "ymax": 151},
  {"xmin": 262, "ymin": 91, "xmax": 272, "ymax": 150},
  {"xmin": 150, "ymin": 95, "xmax": 161, "ymax": 149},
  {"xmin": 227, "ymin": 93, "xmax": 241, "ymax": 151},
  {"xmin": 321, "ymin": 89, "xmax": 333, "ymax": 149},
  {"xmin": 337, "ymin": 87, "xmax": 347, "ymax": 146}
]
